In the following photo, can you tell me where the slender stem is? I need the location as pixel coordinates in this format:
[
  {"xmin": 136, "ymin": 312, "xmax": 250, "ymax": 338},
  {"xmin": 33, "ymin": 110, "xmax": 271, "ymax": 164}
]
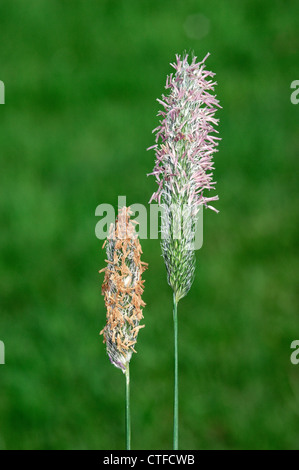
[
  {"xmin": 125, "ymin": 362, "xmax": 131, "ymax": 450},
  {"xmin": 173, "ymin": 292, "xmax": 179, "ymax": 450}
]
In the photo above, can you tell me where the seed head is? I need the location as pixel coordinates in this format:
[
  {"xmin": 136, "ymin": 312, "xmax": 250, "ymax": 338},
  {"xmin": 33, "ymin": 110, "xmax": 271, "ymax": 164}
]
[
  {"xmin": 148, "ymin": 53, "xmax": 221, "ymax": 301},
  {"xmin": 100, "ymin": 207, "xmax": 148, "ymax": 372}
]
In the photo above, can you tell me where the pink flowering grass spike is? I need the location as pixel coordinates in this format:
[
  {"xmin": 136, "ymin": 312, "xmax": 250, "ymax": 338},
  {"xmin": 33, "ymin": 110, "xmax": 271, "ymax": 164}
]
[
  {"xmin": 148, "ymin": 53, "xmax": 221, "ymax": 449},
  {"xmin": 148, "ymin": 52, "xmax": 221, "ymax": 302}
]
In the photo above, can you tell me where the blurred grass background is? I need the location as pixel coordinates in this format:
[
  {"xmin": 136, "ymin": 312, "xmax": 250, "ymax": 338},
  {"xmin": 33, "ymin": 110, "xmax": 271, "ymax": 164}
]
[{"xmin": 0, "ymin": 0, "xmax": 298, "ymax": 450}]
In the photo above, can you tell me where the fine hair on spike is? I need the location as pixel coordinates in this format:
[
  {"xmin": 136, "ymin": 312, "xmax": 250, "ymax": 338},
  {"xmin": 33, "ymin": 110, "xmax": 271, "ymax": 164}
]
[
  {"xmin": 148, "ymin": 53, "xmax": 221, "ymax": 301},
  {"xmin": 100, "ymin": 207, "xmax": 148, "ymax": 372}
]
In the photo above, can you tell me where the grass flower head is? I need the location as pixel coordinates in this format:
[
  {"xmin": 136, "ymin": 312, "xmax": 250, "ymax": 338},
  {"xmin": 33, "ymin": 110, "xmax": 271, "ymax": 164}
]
[
  {"xmin": 148, "ymin": 52, "xmax": 221, "ymax": 301},
  {"xmin": 100, "ymin": 207, "xmax": 148, "ymax": 373}
]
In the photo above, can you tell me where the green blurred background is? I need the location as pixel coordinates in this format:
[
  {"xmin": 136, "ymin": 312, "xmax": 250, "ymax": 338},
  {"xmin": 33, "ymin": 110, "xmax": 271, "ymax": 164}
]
[{"xmin": 0, "ymin": 0, "xmax": 298, "ymax": 450}]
